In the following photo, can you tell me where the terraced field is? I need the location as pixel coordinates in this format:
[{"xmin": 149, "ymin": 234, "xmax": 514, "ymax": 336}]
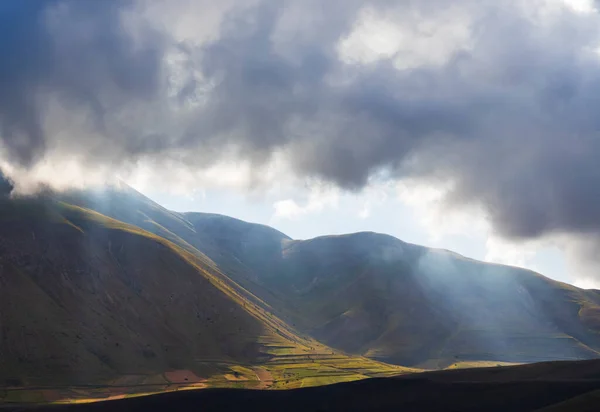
[{"xmin": 0, "ymin": 354, "xmax": 414, "ymax": 404}]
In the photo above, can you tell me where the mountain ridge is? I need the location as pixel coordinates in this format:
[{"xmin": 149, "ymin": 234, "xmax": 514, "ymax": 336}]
[{"xmin": 144, "ymin": 196, "xmax": 600, "ymax": 367}]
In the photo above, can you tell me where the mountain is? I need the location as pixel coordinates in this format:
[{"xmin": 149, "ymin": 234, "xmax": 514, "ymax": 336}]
[
  {"xmin": 140, "ymin": 205, "xmax": 600, "ymax": 368},
  {"xmin": 0, "ymin": 196, "xmax": 282, "ymax": 385},
  {"xmin": 3, "ymin": 180, "xmax": 600, "ymax": 403},
  {"xmin": 55, "ymin": 184, "xmax": 600, "ymax": 367},
  {"xmin": 272, "ymin": 234, "xmax": 600, "ymax": 367},
  {"xmin": 0, "ymin": 187, "xmax": 405, "ymax": 399},
  {"xmin": 11, "ymin": 359, "xmax": 600, "ymax": 412}
]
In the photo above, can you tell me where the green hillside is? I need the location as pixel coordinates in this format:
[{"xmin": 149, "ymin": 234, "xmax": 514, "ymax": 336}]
[
  {"xmin": 0, "ymin": 191, "xmax": 408, "ymax": 403},
  {"xmin": 0, "ymin": 197, "xmax": 277, "ymax": 385},
  {"xmin": 58, "ymin": 185, "xmax": 301, "ymax": 332}
]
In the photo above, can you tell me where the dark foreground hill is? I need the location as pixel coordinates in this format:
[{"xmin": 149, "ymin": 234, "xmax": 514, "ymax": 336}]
[{"xmin": 7, "ymin": 359, "xmax": 600, "ymax": 412}]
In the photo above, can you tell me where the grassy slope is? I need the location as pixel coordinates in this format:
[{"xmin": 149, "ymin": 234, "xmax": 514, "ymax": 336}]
[
  {"xmin": 0, "ymin": 196, "xmax": 275, "ymax": 385},
  {"xmin": 0, "ymin": 195, "xmax": 408, "ymax": 403}
]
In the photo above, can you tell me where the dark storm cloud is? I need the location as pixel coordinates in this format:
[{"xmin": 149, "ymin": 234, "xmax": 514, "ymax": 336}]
[
  {"xmin": 4, "ymin": 0, "xmax": 600, "ymax": 265},
  {"xmin": 193, "ymin": 0, "xmax": 600, "ymax": 247},
  {"xmin": 192, "ymin": 0, "xmax": 479, "ymax": 187},
  {"xmin": 0, "ymin": 0, "xmax": 164, "ymax": 165}
]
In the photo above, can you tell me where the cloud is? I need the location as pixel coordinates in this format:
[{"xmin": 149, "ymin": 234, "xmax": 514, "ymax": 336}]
[
  {"xmin": 273, "ymin": 183, "xmax": 339, "ymax": 219},
  {"xmin": 573, "ymin": 278, "xmax": 600, "ymax": 289},
  {"xmin": 396, "ymin": 177, "xmax": 567, "ymax": 280},
  {"xmin": 484, "ymin": 237, "xmax": 544, "ymax": 271},
  {"xmin": 0, "ymin": 0, "xmax": 167, "ymax": 167},
  {"xmin": 4, "ymin": 0, "xmax": 600, "ymax": 281},
  {"xmin": 358, "ymin": 203, "xmax": 371, "ymax": 219}
]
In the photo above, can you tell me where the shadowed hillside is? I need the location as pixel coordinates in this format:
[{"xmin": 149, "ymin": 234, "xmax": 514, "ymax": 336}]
[
  {"xmin": 0, "ymin": 191, "xmax": 408, "ymax": 401},
  {"xmin": 276, "ymin": 234, "xmax": 600, "ymax": 366},
  {"xmin": 161, "ymin": 208, "xmax": 600, "ymax": 367},
  {"xmin": 0, "ymin": 196, "xmax": 282, "ymax": 386}
]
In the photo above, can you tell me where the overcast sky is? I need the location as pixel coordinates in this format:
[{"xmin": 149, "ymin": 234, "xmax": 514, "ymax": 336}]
[{"xmin": 1, "ymin": 0, "xmax": 600, "ymax": 287}]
